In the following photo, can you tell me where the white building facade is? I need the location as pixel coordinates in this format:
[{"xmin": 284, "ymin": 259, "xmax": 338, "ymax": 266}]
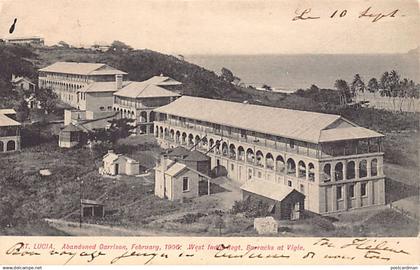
[
  {"xmin": 154, "ymin": 96, "xmax": 386, "ymax": 215},
  {"xmin": 38, "ymin": 62, "xmax": 127, "ymax": 108}
]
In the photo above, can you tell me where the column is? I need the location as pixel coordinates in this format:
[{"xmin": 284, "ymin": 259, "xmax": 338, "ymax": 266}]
[
  {"xmin": 367, "ymin": 159, "xmax": 372, "ymax": 178},
  {"xmin": 368, "ymin": 180, "xmax": 374, "ymax": 206},
  {"xmin": 331, "ymin": 185, "xmax": 337, "ymax": 212},
  {"xmin": 331, "ymin": 163, "xmax": 336, "ymax": 182},
  {"xmin": 343, "ymin": 161, "xmax": 347, "ymax": 181},
  {"xmin": 343, "ymin": 184, "xmax": 348, "ymax": 210},
  {"xmin": 354, "ymin": 182, "xmax": 361, "ymax": 208},
  {"xmin": 305, "ymin": 165, "xmax": 309, "ymax": 181}
]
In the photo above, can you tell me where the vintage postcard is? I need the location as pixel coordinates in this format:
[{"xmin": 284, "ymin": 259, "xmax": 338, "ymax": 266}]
[{"xmin": 0, "ymin": 0, "xmax": 419, "ymax": 267}]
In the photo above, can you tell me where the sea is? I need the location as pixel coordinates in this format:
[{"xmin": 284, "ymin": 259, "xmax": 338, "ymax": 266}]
[{"xmin": 186, "ymin": 52, "xmax": 419, "ymax": 91}]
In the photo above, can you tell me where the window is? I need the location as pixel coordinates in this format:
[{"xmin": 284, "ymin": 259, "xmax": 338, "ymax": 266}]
[
  {"xmin": 361, "ymin": 182, "xmax": 367, "ymax": 196},
  {"xmin": 300, "ymin": 184, "xmax": 304, "ymax": 193},
  {"xmin": 182, "ymin": 177, "xmax": 189, "ymax": 192},
  {"xmin": 231, "ymin": 164, "xmax": 234, "ymax": 171},
  {"xmin": 99, "ymin": 106, "xmax": 105, "ymax": 111},
  {"xmin": 240, "ymin": 129, "xmax": 247, "ymax": 138},
  {"xmin": 349, "ymin": 184, "xmax": 355, "ymax": 198},
  {"xmin": 337, "ymin": 186, "xmax": 343, "ymax": 200},
  {"xmin": 287, "ymin": 180, "xmax": 292, "ymax": 187},
  {"xmin": 257, "ymin": 171, "xmax": 262, "ymax": 178},
  {"xmin": 107, "ymin": 106, "xmax": 112, "ymax": 110},
  {"xmin": 289, "ymin": 139, "xmax": 295, "ymax": 149}
]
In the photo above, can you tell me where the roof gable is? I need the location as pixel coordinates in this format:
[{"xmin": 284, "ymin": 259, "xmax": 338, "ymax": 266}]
[
  {"xmin": 114, "ymin": 80, "xmax": 180, "ymax": 99},
  {"xmin": 39, "ymin": 62, "xmax": 127, "ymax": 75}
]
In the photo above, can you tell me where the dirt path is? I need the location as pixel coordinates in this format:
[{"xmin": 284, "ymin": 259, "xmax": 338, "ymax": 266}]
[{"xmin": 44, "ymin": 218, "xmax": 197, "ymax": 236}]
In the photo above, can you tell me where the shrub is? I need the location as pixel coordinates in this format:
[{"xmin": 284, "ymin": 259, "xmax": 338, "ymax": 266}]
[{"xmin": 231, "ymin": 198, "xmax": 270, "ymax": 218}]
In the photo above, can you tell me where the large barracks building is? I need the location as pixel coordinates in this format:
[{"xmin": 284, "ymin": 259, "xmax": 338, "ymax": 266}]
[{"xmin": 154, "ymin": 96, "xmax": 385, "ymax": 214}]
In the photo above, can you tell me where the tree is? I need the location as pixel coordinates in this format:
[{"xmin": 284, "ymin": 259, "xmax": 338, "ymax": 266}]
[
  {"xmin": 220, "ymin": 67, "xmax": 235, "ymax": 83},
  {"xmin": 15, "ymin": 99, "xmax": 29, "ymax": 122},
  {"xmin": 261, "ymin": 84, "xmax": 272, "ymax": 91},
  {"xmin": 379, "ymin": 70, "xmax": 401, "ymax": 111},
  {"xmin": 379, "ymin": 70, "xmax": 400, "ymax": 97},
  {"xmin": 351, "ymin": 74, "xmax": 365, "ymax": 96},
  {"xmin": 367, "ymin": 78, "xmax": 379, "ymax": 93},
  {"xmin": 108, "ymin": 40, "xmax": 132, "ymax": 53},
  {"xmin": 108, "ymin": 118, "xmax": 137, "ymax": 142},
  {"xmin": 334, "ymin": 79, "xmax": 351, "ymax": 106},
  {"xmin": 36, "ymin": 87, "xmax": 58, "ymax": 113}
]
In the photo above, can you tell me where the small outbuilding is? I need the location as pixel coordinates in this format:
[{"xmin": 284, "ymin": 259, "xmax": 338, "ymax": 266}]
[
  {"xmin": 100, "ymin": 150, "xmax": 140, "ymax": 176},
  {"xmin": 58, "ymin": 123, "xmax": 85, "ymax": 148},
  {"xmin": 81, "ymin": 199, "xmax": 105, "ymax": 218},
  {"xmin": 241, "ymin": 180, "xmax": 305, "ymax": 220},
  {"xmin": 155, "ymin": 156, "xmax": 211, "ymax": 202}
]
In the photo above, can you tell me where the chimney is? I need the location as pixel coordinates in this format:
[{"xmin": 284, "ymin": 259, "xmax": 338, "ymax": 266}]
[
  {"xmin": 161, "ymin": 155, "xmax": 168, "ymax": 171},
  {"xmin": 115, "ymin": 74, "xmax": 123, "ymax": 90}
]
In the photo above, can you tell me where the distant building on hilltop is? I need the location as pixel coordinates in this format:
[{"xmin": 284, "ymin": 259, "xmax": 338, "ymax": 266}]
[
  {"xmin": 4, "ymin": 36, "xmax": 44, "ymax": 46},
  {"xmin": 0, "ymin": 109, "xmax": 21, "ymax": 153}
]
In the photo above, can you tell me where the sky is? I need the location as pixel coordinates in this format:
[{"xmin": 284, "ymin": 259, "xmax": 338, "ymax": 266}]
[{"xmin": 0, "ymin": 0, "xmax": 419, "ymax": 55}]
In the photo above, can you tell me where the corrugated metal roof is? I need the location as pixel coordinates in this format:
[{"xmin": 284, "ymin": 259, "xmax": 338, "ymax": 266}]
[
  {"xmin": 155, "ymin": 96, "xmax": 342, "ymax": 143},
  {"xmin": 240, "ymin": 180, "xmax": 303, "ymax": 202},
  {"xmin": 78, "ymin": 81, "xmax": 132, "ymax": 93},
  {"xmin": 39, "ymin": 62, "xmax": 127, "ymax": 75},
  {"xmin": 0, "ymin": 114, "xmax": 20, "ymax": 127},
  {"xmin": 114, "ymin": 82, "xmax": 180, "ymax": 98},
  {"xmin": 319, "ymin": 127, "xmax": 383, "ymax": 142}
]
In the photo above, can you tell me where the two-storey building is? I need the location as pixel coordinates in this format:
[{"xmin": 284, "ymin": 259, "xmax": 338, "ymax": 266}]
[
  {"xmin": 154, "ymin": 96, "xmax": 386, "ymax": 214},
  {"xmin": 38, "ymin": 62, "xmax": 127, "ymax": 107},
  {"xmin": 0, "ymin": 109, "xmax": 21, "ymax": 153},
  {"xmin": 113, "ymin": 76, "xmax": 181, "ymax": 134}
]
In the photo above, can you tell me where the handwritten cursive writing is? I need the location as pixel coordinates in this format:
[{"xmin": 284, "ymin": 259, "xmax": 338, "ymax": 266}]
[{"xmin": 214, "ymin": 244, "xmax": 290, "ymax": 260}]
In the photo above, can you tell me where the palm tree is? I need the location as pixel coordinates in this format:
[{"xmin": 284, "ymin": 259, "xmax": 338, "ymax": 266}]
[{"xmin": 334, "ymin": 79, "xmax": 351, "ymax": 106}]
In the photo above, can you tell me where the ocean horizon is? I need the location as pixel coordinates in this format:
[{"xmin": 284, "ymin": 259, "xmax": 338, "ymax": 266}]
[{"xmin": 186, "ymin": 52, "xmax": 419, "ymax": 91}]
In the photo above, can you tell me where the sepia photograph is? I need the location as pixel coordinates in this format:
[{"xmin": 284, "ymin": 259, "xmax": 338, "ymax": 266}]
[{"xmin": 0, "ymin": 0, "xmax": 419, "ymax": 251}]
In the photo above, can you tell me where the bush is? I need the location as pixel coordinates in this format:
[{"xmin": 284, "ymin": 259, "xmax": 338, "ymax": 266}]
[{"xmin": 231, "ymin": 198, "xmax": 270, "ymax": 218}]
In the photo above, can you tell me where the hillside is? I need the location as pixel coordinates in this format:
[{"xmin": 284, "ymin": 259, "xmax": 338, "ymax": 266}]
[{"xmin": 0, "ymin": 44, "xmax": 418, "ymax": 133}]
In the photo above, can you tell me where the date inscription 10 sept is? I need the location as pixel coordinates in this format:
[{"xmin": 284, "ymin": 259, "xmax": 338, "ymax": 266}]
[{"xmin": 292, "ymin": 7, "xmax": 401, "ymax": 23}]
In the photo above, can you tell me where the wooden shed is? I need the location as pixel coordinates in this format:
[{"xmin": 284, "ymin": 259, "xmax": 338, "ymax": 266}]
[
  {"xmin": 241, "ymin": 180, "xmax": 305, "ymax": 220},
  {"xmin": 81, "ymin": 199, "xmax": 105, "ymax": 218}
]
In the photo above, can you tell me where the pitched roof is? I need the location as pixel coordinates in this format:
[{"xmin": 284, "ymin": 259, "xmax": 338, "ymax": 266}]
[
  {"xmin": 319, "ymin": 127, "xmax": 383, "ymax": 142},
  {"xmin": 165, "ymin": 162, "xmax": 187, "ymax": 177},
  {"xmin": 144, "ymin": 76, "xmax": 182, "ymax": 86},
  {"xmin": 241, "ymin": 180, "xmax": 304, "ymax": 202},
  {"xmin": 155, "ymin": 96, "xmax": 383, "ymax": 143},
  {"xmin": 166, "ymin": 146, "xmax": 191, "ymax": 158},
  {"xmin": 77, "ymin": 81, "xmax": 132, "ymax": 93},
  {"xmin": 11, "ymin": 76, "xmax": 35, "ymax": 84},
  {"xmin": 0, "ymin": 109, "xmax": 16, "ymax": 115},
  {"xmin": 0, "ymin": 114, "xmax": 20, "ymax": 127},
  {"xmin": 60, "ymin": 123, "xmax": 83, "ymax": 132},
  {"xmin": 183, "ymin": 150, "xmax": 210, "ymax": 162},
  {"xmin": 39, "ymin": 62, "xmax": 127, "ymax": 75},
  {"xmin": 114, "ymin": 82, "xmax": 180, "ymax": 99}
]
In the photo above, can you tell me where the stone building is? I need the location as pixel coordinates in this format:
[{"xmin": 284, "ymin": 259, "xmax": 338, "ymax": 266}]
[
  {"xmin": 38, "ymin": 62, "xmax": 127, "ymax": 107},
  {"xmin": 154, "ymin": 96, "xmax": 386, "ymax": 214},
  {"xmin": 0, "ymin": 109, "xmax": 21, "ymax": 153},
  {"xmin": 113, "ymin": 75, "xmax": 181, "ymax": 134},
  {"xmin": 100, "ymin": 150, "xmax": 140, "ymax": 176}
]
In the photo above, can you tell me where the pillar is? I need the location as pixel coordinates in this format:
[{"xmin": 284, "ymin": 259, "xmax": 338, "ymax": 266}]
[
  {"xmin": 343, "ymin": 161, "xmax": 347, "ymax": 181},
  {"xmin": 367, "ymin": 159, "xmax": 372, "ymax": 178},
  {"xmin": 331, "ymin": 185, "xmax": 337, "ymax": 212},
  {"xmin": 343, "ymin": 184, "xmax": 348, "ymax": 210},
  {"xmin": 331, "ymin": 163, "xmax": 336, "ymax": 182},
  {"xmin": 355, "ymin": 182, "xmax": 361, "ymax": 208}
]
